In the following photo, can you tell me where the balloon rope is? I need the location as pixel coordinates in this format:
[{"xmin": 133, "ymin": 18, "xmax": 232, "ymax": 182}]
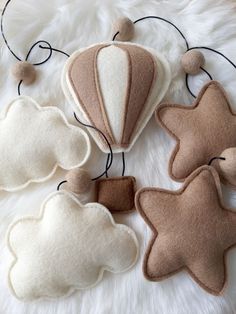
[
  {"xmin": 133, "ymin": 16, "xmax": 189, "ymax": 50},
  {"xmin": 122, "ymin": 152, "xmax": 125, "ymax": 176},
  {"xmin": 208, "ymin": 157, "xmax": 226, "ymax": 166},
  {"xmin": 185, "ymin": 67, "xmax": 213, "ymax": 99},
  {"xmin": 17, "ymin": 43, "xmax": 69, "ymax": 95},
  {"xmin": 112, "ymin": 15, "xmax": 236, "ymax": 98},
  {"xmin": 74, "ymin": 113, "xmax": 114, "ymax": 180},
  {"xmin": 57, "ymin": 180, "xmax": 67, "ymax": 191},
  {"xmin": 1, "ymin": 0, "xmax": 21, "ymax": 60},
  {"xmin": 1, "ymin": 0, "xmax": 70, "ymax": 95},
  {"xmin": 185, "ymin": 47, "xmax": 236, "ymax": 98}
]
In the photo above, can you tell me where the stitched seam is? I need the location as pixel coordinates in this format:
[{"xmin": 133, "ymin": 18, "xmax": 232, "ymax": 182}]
[
  {"xmin": 7, "ymin": 191, "xmax": 138, "ymax": 300},
  {"xmin": 136, "ymin": 166, "xmax": 235, "ymax": 295}
]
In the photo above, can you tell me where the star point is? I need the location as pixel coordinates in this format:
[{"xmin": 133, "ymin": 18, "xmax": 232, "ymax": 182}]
[
  {"xmin": 156, "ymin": 81, "xmax": 236, "ymax": 186},
  {"xmin": 136, "ymin": 166, "xmax": 236, "ymax": 295}
]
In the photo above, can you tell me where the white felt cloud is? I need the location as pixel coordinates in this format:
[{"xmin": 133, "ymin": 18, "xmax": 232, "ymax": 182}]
[
  {"xmin": 7, "ymin": 191, "xmax": 139, "ymax": 301},
  {"xmin": 0, "ymin": 96, "xmax": 90, "ymax": 191}
]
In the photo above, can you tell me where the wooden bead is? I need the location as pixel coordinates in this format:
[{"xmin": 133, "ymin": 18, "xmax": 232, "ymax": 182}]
[
  {"xmin": 219, "ymin": 148, "xmax": 236, "ymax": 185},
  {"xmin": 65, "ymin": 168, "xmax": 91, "ymax": 194},
  {"xmin": 181, "ymin": 50, "xmax": 205, "ymax": 75},
  {"xmin": 112, "ymin": 17, "xmax": 134, "ymax": 41},
  {"xmin": 11, "ymin": 61, "xmax": 36, "ymax": 85}
]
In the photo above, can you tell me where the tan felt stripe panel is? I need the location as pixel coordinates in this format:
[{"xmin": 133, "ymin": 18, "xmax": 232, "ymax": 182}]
[{"xmin": 68, "ymin": 44, "xmax": 114, "ymax": 145}]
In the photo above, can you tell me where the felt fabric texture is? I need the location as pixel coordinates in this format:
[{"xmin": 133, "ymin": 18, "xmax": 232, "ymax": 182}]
[
  {"xmin": 95, "ymin": 176, "xmax": 136, "ymax": 213},
  {"xmin": 7, "ymin": 191, "xmax": 139, "ymax": 301},
  {"xmin": 219, "ymin": 148, "xmax": 236, "ymax": 186},
  {"xmin": 0, "ymin": 96, "xmax": 90, "ymax": 191},
  {"xmin": 11, "ymin": 61, "xmax": 36, "ymax": 85},
  {"xmin": 156, "ymin": 81, "xmax": 236, "ymax": 186},
  {"xmin": 135, "ymin": 166, "xmax": 236, "ymax": 295},
  {"xmin": 2, "ymin": 1, "xmax": 236, "ymax": 313},
  {"xmin": 181, "ymin": 50, "xmax": 205, "ymax": 75},
  {"xmin": 112, "ymin": 17, "xmax": 135, "ymax": 41},
  {"xmin": 62, "ymin": 42, "xmax": 171, "ymax": 153},
  {"xmin": 65, "ymin": 168, "xmax": 92, "ymax": 194}
]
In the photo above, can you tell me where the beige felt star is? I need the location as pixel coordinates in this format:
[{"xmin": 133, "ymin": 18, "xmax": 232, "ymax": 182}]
[
  {"xmin": 135, "ymin": 166, "xmax": 236, "ymax": 295},
  {"xmin": 156, "ymin": 81, "xmax": 236, "ymax": 185}
]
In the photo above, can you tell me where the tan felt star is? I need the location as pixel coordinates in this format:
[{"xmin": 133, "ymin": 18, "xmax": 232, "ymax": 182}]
[
  {"xmin": 156, "ymin": 81, "xmax": 236, "ymax": 186},
  {"xmin": 135, "ymin": 166, "xmax": 236, "ymax": 295}
]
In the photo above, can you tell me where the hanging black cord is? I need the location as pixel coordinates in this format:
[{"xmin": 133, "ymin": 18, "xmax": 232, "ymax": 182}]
[
  {"xmin": 74, "ymin": 113, "xmax": 114, "ymax": 180},
  {"xmin": 185, "ymin": 46, "xmax": 236, "ymax": 98},
  {"xmin": 17, "ymin": 80, "xmax": 22, "ymax": 96},
  {"xmin": 133, "ymin": 16, "xmax": 189, "ymax": 50},
  {"xmin": 122, "ymin": 152, "xmax": 125, "ymax": 176},
  {"xmin": 57, "ymin": 180, "xmax": 67, "ymax": 191},
  {"xmin": 39, "ymin": 45, "xmax": 70, "ymax": 58},
  {"xmin": 112, "ymin": 15, "xmax": 189, "ymax": 50},
  {"xmin": 1, "ymin": 0, "xmax": 53, "ymax": 64},
  {"xmin": 188, "ymin": 46, "xmax": 236, "ymax": 69},
  {"xmin": 1, "ymin": 0, "xmax": 70, "ymax": 96},
  {"xmin": 1, "ymin": 0, "xmax": 21, "ymax": 61},
  {"xmin": 208, "ymin": 156, "xmax": 226, "ymax": 166},
  {"xmin": 185, "ymin": 67, "xmax": 213, "ymax": 99},
  {"xmin": 17, "ymin": 41, "xmax": 70, "ymax": 95}
]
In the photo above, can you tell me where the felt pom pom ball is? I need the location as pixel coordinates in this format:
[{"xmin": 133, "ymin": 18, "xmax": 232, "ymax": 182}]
[
  {"xmin": 11, "ymin": 61, "xmax": 36, "ymax": 85},
  {"xmin": 65, "ymin": 168, "xmax": 92, "ymax": 194},
  {"xmin": 218, "ymin": 148, "xmax": 236, "ymax": 185},
  {"xmin": 181, "ymin": 50, "xmax": 205, "ymax": 75},
  {"xmin": 112, "ymin": 17, "xmax": 134, "ymax": 41}
]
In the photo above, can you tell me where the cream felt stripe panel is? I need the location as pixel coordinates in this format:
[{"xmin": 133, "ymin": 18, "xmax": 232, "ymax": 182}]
[{"xmin": 97, "ymin": 45, "xmax": 129, "ymax": 144}]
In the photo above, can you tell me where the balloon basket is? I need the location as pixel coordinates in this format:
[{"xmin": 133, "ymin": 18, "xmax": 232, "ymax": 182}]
[{"xmin": 95, "ymin": 176, "xmax": 136, "ymax": 214}]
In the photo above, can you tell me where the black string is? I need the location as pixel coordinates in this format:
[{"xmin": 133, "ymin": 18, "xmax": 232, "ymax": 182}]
[
  {"xmin": 112, "ymin": 15, "xmax": 189, "ymax": 50},
  {"xmin": 17, "ymin": 80, "xmax": 22, "ymax": 96},
  {"xmin": 112, "ymin": 15, "xmax": 236, "ymax": 98},
  {"xmin": 185, "ymin": 67, "xmax": 213, "ymax": 99},
  {"xmin": 133, "ymin": 16, "xmax": 189, "ymax": 50},
  {"xmin": 1, "ymin": 0, "xmax": 70, "ymax": 96},
  {"xmin": 57, "ymin": 180, "xmax": 67, "ymax": 191},
  {"xmin": 39, "ymin": 45, "xmax": 70, "ymax": 58},
  {"xmin": 185, "ymin": 47, "xmax": 236, "ymax": 98},
  {"xmin": 17, "ymin": 41, "xmax": 70, "ymax": 95},
  {"xmin": 112, "ymin": 31, "xmax": 119, "ymax": 41},
  {"xmin": 122, "ymin": 152, "xmax": 125, "ymax": 176},
  {"xmin": 1, "ymin": 0, "xmax": 53, "ymax": 64},
  {"xmin": 188, "ymin": 46, "xmax": 236, "ymax": 70},
  {"xmin": 73, "ymin": 112, "xmax": 114, "ymax": 180},
  {"xmin": 208, "ymin": 157, "xmax": 226, "ymax": 166},
  {"xmin": 1, "ymin": 0, "xmax": 21, "ymax": 61}
]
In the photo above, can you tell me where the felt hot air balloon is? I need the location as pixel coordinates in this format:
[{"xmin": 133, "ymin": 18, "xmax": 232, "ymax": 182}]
[{"xmin": 62, "ymin": 42, "xmax": 171, "ymax": 153}]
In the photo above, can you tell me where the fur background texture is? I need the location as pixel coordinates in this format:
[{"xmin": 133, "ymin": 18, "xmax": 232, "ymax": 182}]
[{"xmin": 0, "ymin": 0, "xmax": 236, "ymax": 313}]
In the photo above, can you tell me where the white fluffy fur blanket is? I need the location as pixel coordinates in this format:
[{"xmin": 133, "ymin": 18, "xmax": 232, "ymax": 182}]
[{"xmin": 0, "ymin": 0, "xmax": 236, "ymax": 313}]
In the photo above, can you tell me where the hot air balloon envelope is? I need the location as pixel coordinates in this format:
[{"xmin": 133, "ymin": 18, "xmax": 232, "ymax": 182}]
[{"xmin": 62, "ymin": 42, "xmax": 171, "ymax": 153}]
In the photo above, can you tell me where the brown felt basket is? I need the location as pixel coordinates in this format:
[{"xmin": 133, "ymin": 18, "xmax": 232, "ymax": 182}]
[{"xmin": 95, "ymin": 176, "xmax": 136, "ymax": 214}]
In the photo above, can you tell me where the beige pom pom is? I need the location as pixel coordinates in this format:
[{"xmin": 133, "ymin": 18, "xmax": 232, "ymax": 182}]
[
  {"xmin": 112, "ymin": 17, "xmax": 134, "ymax": 41},
  {"xmin": 219, "ymin": 147, "xmax": 236, "ymax": 185},
  {"xmin": 65, "ymin": 168, "xmax": 91, "ymax": 194},
  {"xmin": 11, "ymin": 61, "xmax": 36, "ymax": 85},
  {"xmin": 181, "ymin": 50, "xmax": 205, "ymax": 75}
]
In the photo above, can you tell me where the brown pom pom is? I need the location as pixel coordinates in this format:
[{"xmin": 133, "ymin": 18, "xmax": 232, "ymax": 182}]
[
  {"xmin": 219, "ymin": 148, "xmax": 236, "ymax": 185},
  {"xmin": 11, "ymin": 61, "xmax": 36, "ymax": 85},
  {"xmin": 112, "ymin": 17, "xmax": 134, "ymax": 41},
  {"xmin": 181, "ymin": 50, "xmax": 205, "ymax": 75},
  {"xmin": 65, "ymin": 168, "xmax": 91, "ymax": 194}
]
